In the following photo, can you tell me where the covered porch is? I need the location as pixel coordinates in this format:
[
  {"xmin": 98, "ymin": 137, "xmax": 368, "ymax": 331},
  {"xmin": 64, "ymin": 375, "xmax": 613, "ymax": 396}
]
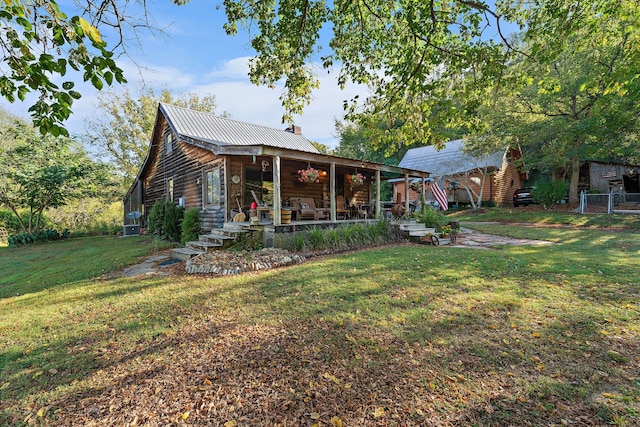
[{"xmin": 221, "ymin": 146, "xmax": 431, "ymax": 227}]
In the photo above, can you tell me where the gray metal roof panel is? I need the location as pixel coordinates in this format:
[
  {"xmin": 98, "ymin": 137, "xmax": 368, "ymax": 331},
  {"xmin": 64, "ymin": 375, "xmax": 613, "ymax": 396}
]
[
  {"xmin": 399, "ymin": 139, "xmax": 504, "ymax": 176},
  {"xmin": 160, "ymin": 103, "xmax": 319, "ymax": 153}
]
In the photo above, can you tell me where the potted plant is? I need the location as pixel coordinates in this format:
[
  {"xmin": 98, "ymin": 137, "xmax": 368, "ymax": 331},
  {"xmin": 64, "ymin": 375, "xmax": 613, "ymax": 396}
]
[
  {"xmin": 298, "ymin": 167, "xmax": 320, "ymax": 184},
  {"xmin": 440, "ymin": 224, "xmax": 452, "ymax": 238}
]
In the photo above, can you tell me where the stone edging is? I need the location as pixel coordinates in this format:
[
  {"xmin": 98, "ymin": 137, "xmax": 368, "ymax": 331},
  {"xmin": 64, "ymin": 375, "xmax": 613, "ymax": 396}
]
[{"xmin": 186, "ymin": 248, "xmax": 306, "ymax": 275}]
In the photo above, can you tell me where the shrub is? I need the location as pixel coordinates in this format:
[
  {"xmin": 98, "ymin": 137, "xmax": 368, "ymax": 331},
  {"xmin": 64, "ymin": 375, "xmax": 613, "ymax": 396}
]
[
  {"xmin": 147, "ymin": 200, "xmax": 167, "ymax": 236},
  {"xmin": 419, "ymin": 206, "xmax": 447, "ymax": 229},
  {"xmin": 532, "ymin": 180, "xmax": 569, "ymax": 210},
  {"xmin": 286, "ymin": 221, "xmax": 405, "ymax": 253},
  {"xmin": 307, "ymin": 227, "xmax": 325, "ymax": 250},
  {"xmin": 8, "ymin": 228, "xmax": 70, "ymax": 246},
  {"xmin": 180, "ymin": 207, "xmax": 202, "ymax": 245},
  {"xmin": 146, "ymin": 199, "xmax": 184, "ymax": 242},
  {"xmin": 46, "ymin": 199, "xmax": 121, "ymax": 235},
  {"xmin": 163, "ymin": 202, "xmax": 184, "ymax": 243}
]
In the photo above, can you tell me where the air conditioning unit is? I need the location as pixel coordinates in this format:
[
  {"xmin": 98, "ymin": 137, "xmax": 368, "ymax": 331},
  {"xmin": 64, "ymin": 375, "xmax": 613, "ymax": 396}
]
[{"xmin": 123, "ymin": 224, "xmax": 140, "ymax": 236}]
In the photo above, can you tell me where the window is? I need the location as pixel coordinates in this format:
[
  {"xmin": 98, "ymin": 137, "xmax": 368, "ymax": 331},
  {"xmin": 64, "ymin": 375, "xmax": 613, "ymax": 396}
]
[
  {"xmin": 205, "ymin": 168, "xmax": 221, "ymax": 206},
  {"xmin": 167, "ymin": 178, "xmax": 174, "ymax": 201},
  {"xmin": 166, "ymin": 133, "xmax": 173, "ymax": 154}
]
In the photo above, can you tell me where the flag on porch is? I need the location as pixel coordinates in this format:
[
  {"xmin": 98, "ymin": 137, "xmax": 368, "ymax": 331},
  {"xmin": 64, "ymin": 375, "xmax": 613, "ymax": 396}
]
[{"xmin": 431, "ymin": 181, "xmax": 448, "ymax": 211}]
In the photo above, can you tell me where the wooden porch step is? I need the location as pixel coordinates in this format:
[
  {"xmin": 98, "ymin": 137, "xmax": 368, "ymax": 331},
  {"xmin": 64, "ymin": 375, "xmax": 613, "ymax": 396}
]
[{"xmin": 171, "ymin": 247, "xmax": 205, "ymax": 261}]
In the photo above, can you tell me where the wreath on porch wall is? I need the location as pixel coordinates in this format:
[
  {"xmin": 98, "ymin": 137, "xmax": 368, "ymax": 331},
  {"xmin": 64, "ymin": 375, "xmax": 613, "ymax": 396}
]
[{"xmin": 298, "ymin": 167, "xmax": 320, "ymax": 184}]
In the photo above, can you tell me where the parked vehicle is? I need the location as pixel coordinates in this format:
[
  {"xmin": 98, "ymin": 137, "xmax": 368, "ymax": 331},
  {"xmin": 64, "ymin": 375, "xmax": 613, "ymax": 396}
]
[{"xmin": 513, "ymin": 187, "xmax": 535, "ymax": 207}]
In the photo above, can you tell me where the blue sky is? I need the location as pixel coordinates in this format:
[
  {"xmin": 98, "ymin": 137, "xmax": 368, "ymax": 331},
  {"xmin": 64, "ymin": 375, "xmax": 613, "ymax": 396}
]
[{"xmin": 1, "ymin": 0, "xmax": 365, "ymax": 149}]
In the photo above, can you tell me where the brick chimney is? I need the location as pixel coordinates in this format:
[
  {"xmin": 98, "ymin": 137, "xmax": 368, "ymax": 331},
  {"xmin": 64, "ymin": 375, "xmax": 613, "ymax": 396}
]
[{"xmin": 286, "ymin": 125, "xmax": 302, "ymax": 135}]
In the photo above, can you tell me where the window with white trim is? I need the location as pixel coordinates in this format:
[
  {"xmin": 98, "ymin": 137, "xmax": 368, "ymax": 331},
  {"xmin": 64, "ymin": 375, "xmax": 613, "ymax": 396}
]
[{"xmin": 205, "ymin": 168, "xmax": 221, "ymax": 206}]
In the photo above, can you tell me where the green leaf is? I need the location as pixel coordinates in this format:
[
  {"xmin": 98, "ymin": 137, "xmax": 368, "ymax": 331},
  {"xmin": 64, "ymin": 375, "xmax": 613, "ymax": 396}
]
[{"xmin": 90, "ymin": 76, "xmax": 103, "ymax": 90}]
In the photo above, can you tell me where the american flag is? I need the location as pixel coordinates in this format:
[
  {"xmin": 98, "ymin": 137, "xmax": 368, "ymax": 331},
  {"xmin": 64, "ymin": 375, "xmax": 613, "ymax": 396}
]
[{"xmin": 431, "ymin": 181, "xmax": 448, "ymax": 211}]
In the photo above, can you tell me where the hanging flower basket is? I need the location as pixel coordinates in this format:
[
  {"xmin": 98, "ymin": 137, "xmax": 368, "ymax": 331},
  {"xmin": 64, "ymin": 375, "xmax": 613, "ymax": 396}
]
[
  {"xmin": 350, "ymin": 172, "xmax": 366, "ymax": 190},
  {"xmin": 409, "ymin": 180, "xmax": 425, "ymax": 193},
  {"xmin": 298, "ymin": 167, "xmax": 320, "ymax": 184}
]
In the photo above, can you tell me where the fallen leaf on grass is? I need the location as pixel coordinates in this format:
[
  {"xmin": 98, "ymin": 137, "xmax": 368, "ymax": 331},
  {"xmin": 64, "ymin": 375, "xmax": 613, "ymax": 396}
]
[
  {"xmin": 330, "ymin": 416, "xmax": 343, "ymax": 426},
  {"xmin": 310, "ymin": 412, "xmax": 321, "ymax": 419},
  {"xmin": 0, "ymin": 382, "xmax": 9, "ymax": 390},
  {"xmin": 224, "ymin": 420, "xmax": 237, "ymax": 427},
  {"xmin": 181, "ymin": 411, "xmax": 190, "ymax": 420},
  {"xmin": 373, "ymin": 407, "xmax": 385, "ymax": 418},
  {"xmin": 323, "ymin": 372, "xmax": 340, "ymax": 384}
]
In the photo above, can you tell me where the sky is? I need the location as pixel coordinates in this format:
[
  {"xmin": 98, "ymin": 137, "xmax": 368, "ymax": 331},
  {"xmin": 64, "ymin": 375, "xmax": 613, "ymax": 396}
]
[{"xmin": 1, "ymin": 0, "xmax": 367, "ymax": 149}]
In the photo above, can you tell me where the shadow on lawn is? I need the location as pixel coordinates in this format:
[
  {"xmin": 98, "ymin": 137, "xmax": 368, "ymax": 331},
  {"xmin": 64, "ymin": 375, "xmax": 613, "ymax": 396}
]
[
  {"xmin": 2, "ymin": 238, "xmax": 638, "ymax": 425},
  {"xmin": 15, "ymin": 309, "xmax": 638, "ymax": 426}
]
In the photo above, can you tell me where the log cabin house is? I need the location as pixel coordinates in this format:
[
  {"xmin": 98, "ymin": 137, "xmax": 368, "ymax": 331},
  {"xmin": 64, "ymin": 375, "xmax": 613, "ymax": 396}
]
[
  {"xmin": 391, "ymin": 140, "xmax": 525, "ymax": 207},
  {"xmin": 123, "ymin": 104, "xmax": 430, "ymax": 236}
]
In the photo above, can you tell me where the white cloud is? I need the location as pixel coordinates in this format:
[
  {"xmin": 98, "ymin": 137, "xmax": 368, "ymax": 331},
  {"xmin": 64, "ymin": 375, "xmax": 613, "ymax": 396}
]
[{"xmin": 0, "ymin": 56, "xmax": 369, "ymax": 150}]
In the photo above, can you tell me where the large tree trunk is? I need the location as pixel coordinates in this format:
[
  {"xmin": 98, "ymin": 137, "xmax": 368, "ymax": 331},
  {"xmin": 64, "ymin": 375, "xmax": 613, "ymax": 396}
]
[{"xmin": 568, "ymin": 155, "xmax": 580, "ymax": 203}]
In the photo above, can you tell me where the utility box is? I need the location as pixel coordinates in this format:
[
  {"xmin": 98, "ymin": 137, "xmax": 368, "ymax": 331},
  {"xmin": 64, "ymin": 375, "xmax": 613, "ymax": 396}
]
[{"xmin": 123, "ymin": 224, "xmax": 140, "ymax": 236}]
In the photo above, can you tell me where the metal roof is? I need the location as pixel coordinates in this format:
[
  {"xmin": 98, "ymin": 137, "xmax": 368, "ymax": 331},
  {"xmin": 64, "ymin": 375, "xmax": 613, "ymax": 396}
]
[
  {"xmin": 160, "ymin": 103, "xmax": 319, "ymax": 154},
  {"xmin": 398, "ymin": 139, "xmax": 505, "ymax": 176}
]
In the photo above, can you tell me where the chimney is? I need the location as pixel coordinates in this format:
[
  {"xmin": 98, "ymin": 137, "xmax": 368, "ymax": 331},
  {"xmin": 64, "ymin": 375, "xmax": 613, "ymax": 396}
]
[{"xmin": 286, "ymin": 125, "xmax": 302, "ymax": 135}]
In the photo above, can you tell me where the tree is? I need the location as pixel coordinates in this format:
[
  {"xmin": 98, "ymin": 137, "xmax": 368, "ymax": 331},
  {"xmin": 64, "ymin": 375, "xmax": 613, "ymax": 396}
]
[
  {"xmin": 0, "ymin": 0, "xmax": 145, "ymax": 136},
  {"xmin": 0, "ymin": 115, "xmax": 106, "ymax": 233},
  {"xmin": 334, "ymin": 120, "xmax": 409, "ymax": 201},
  {"xmin": 474, "ymin": 3, "xmax": 640, "ymax": 203},
  {"xmin": 83, "ymin": 88, "xmax": 217, "ymax": 189}
]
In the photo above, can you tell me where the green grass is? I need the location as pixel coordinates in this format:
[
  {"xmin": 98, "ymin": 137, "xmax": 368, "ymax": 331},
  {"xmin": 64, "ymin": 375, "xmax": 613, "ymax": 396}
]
[
  {"xmin": 0, "ymin": 236, "xmax": 169, "ymax": 298},
  {"xmin": 451, "ymin": 206, "xmax": 640, "ymax": 229},
  {"xmin": 0, "ymin": 226, "xmax": 639, "ymax": 425}
]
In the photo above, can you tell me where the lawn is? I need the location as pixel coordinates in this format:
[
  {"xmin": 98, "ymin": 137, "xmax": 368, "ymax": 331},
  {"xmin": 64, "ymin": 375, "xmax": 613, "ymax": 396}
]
[{"xmin": 0, "ymin": 220, "xmax": 639, "ymax": 426}]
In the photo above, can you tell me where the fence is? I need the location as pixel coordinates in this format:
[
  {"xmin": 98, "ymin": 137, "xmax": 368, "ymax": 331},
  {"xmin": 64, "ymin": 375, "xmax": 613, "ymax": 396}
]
[{"xmin": 580, "ymin": 191, "xmax": 640, "ymax": 214}]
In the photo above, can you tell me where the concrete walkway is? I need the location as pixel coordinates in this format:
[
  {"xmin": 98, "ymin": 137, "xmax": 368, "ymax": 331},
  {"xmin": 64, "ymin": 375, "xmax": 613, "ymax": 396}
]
[
  {"xmin": 122, "ymin": 252, "xmax": 175, "ymax": 277},
  {"xmin": 454, "ymin": 225, "xmax": 555, "ymax": 249}
]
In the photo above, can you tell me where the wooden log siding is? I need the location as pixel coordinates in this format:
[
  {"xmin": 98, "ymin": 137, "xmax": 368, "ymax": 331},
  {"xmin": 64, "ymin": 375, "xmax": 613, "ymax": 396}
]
[{"xmin": 142, "ymin": 122, "xmax": 226, "ymax": 230}]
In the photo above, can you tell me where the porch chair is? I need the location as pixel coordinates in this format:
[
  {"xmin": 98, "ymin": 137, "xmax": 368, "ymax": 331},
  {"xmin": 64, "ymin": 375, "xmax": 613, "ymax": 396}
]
[
  {"xmin": 350, "ymin": 197, "xmax": 368, "ymax": 219},
  {"xmin": 292, "ymin": 197, "xmax": 328, "ymax": 220},
  {"xmin": 336, "ymin": 195, "xmax": 350, "ymax": 219}
]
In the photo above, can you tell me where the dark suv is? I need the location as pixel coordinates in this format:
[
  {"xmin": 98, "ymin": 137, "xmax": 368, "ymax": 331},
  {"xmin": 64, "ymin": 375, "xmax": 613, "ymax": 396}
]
[{"xmin": 513, "ymin": 187, "xmax": 535, "ymax": 207}]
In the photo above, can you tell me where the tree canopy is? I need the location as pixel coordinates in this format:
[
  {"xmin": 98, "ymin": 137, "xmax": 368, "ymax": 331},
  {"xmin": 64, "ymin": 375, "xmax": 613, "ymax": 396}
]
[
  {"xmin": 2, "ymin": 0, "xmax": 638, "ymax": 165},
  {"xmin": 83, "ymin": 88, "xmax": 217, "ymax": 190},
  {"xmin": 222, "ymin": 1, "xmax": 633, "ymax": 144},
  {"xmin": 0, "ymin": 111, "xmax": 113, "ymax": 232}
]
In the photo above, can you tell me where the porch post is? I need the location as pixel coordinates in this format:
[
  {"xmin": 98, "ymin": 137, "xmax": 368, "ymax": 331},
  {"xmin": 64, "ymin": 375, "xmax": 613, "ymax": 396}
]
[
  {"xmin": 404, "ymin": 174, "xmax": 410, "ymax": 218},
  {"xmin": 330, "ymin": 162, "xmax": 336, "ymax": 222},
  {"xmin": 273, "ymin": 156, "xmax": 281, "ymax": 225},
  {"xmin": 375, "ymin": 170, "xmax": 381, "ymax": 219}
]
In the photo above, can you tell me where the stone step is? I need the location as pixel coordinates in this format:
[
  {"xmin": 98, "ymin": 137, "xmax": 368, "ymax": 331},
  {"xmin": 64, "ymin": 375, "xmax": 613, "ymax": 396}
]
[
  {"xmin": 199, "ymin": 233, "xmax": 237, "ymax": 244},
  {"xmin": 408, "ymin": 228, "xmax": 436, "ymax": 237},
  {"xmin": 186, "ymin": 240, "xmax": 223, "ymax": 252},
  {"xmin": 398, "ymin": 223, "xmax": 427, "ymax": 231},
  {"xmin": 171, "ymin": 247, "xmax": 205, "ymax": 261}
]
